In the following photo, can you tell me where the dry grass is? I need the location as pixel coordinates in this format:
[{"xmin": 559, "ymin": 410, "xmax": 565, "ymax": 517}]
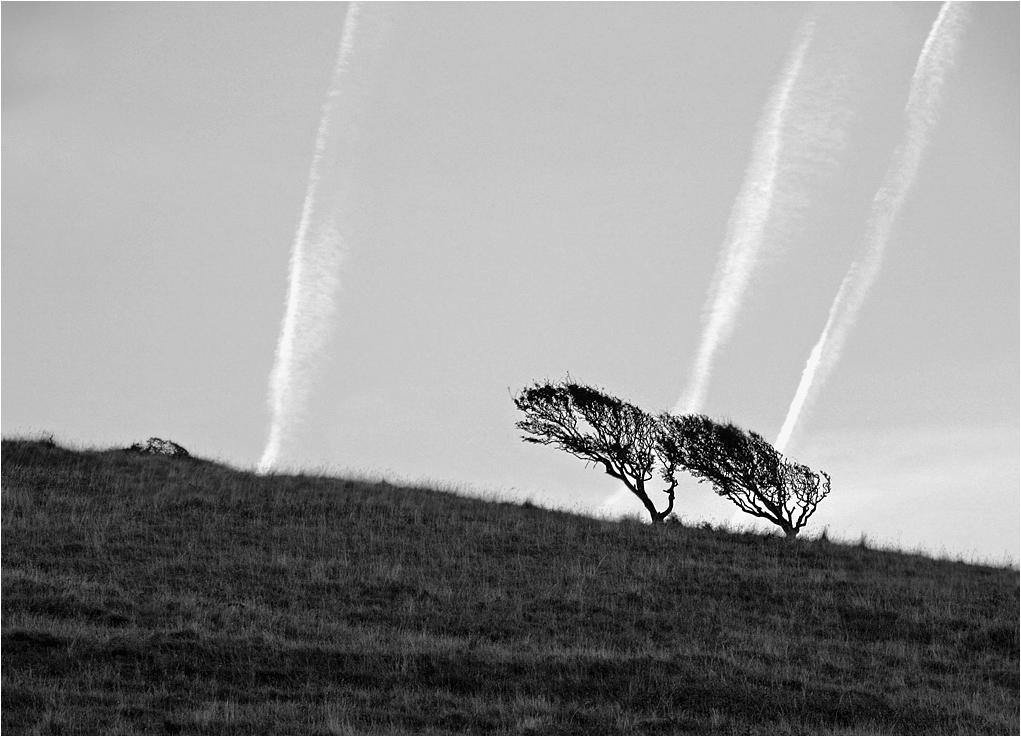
[{"xmin": 2, "ymin": 437, "xmax": 1018, "ymax": 734}]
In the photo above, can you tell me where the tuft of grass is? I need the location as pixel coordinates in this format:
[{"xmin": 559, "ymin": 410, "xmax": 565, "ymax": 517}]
[{"xmin": 2, "ymin": 437, "xmax": 1018, "ymax": 735}]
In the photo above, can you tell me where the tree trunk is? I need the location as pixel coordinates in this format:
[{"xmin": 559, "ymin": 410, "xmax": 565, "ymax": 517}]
[{"xmin": 627, "ymin": 482, "xmax": 663, "ymax": 525}]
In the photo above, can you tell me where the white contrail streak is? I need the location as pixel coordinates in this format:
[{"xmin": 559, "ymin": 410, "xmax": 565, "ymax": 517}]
[
  {"xmin": 674, "ymin": 16, "xmax": 816, "ymax": 416},
  {"xmin": 775, "ymin": 1, "xmax": 966, "ymax": 454},
  {"xmin": 258, "ymin": 2, "xmax": 362, "ymax": 474},
  {"xmin": 604, "ymin": 14, "xmax": 827, "ymax": 519}
]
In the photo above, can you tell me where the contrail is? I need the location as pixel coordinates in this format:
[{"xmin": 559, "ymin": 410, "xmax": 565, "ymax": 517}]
[
  {"xmin": 258, "ymin": 2, "xmax": 362, "ymax": 474},
  {"xmin": 775, "ymin": 1, "xmax": 966, "ymax": 453},
  {"xmin": 674, "ymin": 15, "xmax": 816, "ymax": 416},
  {"xmin": 605, "ymin": 13, "xmax": 837, "ymax": 518}
]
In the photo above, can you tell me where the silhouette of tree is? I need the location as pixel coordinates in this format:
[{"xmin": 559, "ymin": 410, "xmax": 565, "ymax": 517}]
[
  {"xmin": 658, "ymin": 414, "xmax": 830, "ymax": 539},
  {"xmin": 513, "ymin": 379, "xmax": 678, "ymax": 524}
]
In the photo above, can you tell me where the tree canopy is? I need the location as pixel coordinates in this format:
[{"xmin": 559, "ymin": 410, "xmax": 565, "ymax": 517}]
[
  {"xmin": 658, "ymin": 413, "xmax": 831, "ymax": 538},
  {"xmin": 513, "ymin": 378, "xmax": 832, "ymax": 537},
  {"xmin": 513, "ymin": 380, "xmax": 678, "ymax": 524}
]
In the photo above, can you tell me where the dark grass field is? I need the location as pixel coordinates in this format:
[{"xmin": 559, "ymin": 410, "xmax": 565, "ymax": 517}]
[{"xmin": 2, "ymin": 437, "xmax": 1018, "ymax": 735}]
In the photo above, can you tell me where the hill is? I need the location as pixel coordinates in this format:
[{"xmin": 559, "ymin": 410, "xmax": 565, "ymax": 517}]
[{"xmin": 2, "ymin": 438, "xmax": 1018, "ymax": 735}]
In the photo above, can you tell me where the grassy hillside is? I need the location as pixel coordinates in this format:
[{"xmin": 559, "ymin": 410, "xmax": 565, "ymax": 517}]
[{"xmin": 2, "ymin": 438, "xmax": 1018, "ymax": 735}]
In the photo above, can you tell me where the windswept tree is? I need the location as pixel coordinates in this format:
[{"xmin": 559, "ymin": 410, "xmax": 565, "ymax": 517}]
[
  {"xmin": 658, "ymin": 414, "xmax": 830, "ymax": 539},
  {"xmin": 513, "ymin": 379, "xmax": 678, "ymax": 524}
]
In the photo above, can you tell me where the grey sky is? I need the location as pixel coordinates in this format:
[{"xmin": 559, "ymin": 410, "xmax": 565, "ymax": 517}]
[{"xmin": 3, "ymin": 2, "xmax": 1017, "ymax": 562}]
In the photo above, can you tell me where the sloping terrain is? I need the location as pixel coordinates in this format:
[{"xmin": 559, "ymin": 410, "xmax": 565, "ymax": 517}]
[{"xmin": 2, "ymin": 438, "xmax": 1018, "ymax": 735}]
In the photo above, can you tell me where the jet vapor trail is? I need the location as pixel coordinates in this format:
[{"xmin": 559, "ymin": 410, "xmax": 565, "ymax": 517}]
[
  {"xmin": 775, "ymin": 1, "xmax": 966, "ymax": 453},
  {"xmin": 674, "ymin": 16, "xmax": 816, "ymax": 416},
  {"xmin": 258, "ymin": 2, "xmax": 362, "ymax": 474},
  {"xmin": 605, "ymin": 13, "xmax": 838, "ymax": 519}
]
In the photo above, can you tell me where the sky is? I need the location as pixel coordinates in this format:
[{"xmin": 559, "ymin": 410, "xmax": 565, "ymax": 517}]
[{"xmin": 3, "ymin": 2, "xmax": 1018, "ymax": 564}]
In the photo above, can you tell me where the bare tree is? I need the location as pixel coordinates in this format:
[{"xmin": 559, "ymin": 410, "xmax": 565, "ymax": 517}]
[
  {"xmin": 513, "ymin": 380, "xmax": 678, "ymax": 524},
  {"xmin": 658, "ymin": 414, "xmax": 830, "ymax": 539}
]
